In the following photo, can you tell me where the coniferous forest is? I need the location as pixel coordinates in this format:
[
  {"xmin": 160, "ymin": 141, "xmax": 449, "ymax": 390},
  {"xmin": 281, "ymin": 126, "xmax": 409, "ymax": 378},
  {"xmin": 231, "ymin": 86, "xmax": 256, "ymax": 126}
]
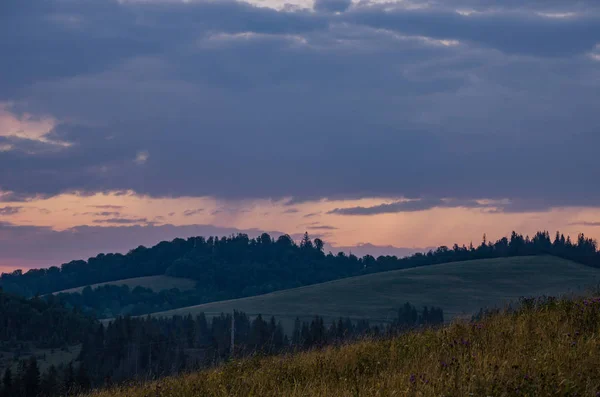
[
  {"xmin": 0, "ymin": 231, "xmax": 598, "ymax": 319},
  {"xmin": 1, "ymin": 230, "xmax": 599, "ymax": 396},
  {"xmin": 0, "ymin": 286, "xmax": 442, "ymax": 397}
]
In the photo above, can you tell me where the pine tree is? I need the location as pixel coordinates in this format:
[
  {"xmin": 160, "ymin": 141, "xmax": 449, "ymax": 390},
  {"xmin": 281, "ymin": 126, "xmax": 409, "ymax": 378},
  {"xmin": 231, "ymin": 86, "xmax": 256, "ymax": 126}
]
[
  {"xmin": 300, "ymin": 232, "xmax": 313, "ymax": 249},
  {"xmin": 24, "ymin": 356, "xmax": 40, "ymax": 397},
  {"xmin": 40, "ymin": 365, "xmax": 59, "ymax": 397},
  {"xmin": 292, "ymin": 318, "xmax": 302, "ymax": 347},
  {"xmin": 63, "ymin": 362, "xmax": 76, "ymax": 394},
  {"xmin": 76, "ymin": 363, "xmax": 91, "ymax": 392},
  {"xmin": 2, "ymin": 368, "xmax": 12, "ymax": 397}
]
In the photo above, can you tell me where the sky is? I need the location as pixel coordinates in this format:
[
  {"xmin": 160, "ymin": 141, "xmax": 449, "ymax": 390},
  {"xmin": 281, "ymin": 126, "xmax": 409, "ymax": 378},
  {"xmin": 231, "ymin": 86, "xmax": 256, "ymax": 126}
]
[{"xmin": 1, "ymin": 0, "xmax": 600, "ymax": 273}]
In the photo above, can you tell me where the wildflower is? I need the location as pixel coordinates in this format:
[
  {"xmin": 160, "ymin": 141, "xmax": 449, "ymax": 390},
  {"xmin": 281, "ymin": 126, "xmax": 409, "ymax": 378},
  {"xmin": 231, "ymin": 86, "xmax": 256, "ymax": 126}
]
[{"xmin": 409, "ymin": 374, "xmax": 416, "ymax": 384}]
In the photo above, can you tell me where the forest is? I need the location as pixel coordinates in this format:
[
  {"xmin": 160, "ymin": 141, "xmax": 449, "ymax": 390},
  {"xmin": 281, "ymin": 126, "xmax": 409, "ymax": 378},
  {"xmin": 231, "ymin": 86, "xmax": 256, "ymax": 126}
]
[
  {"xmin": 1, "ymin": 230, "xmax": 598, "ymax": 396},
  {"xmin": 4, "ymin": 230, "xmax": 596, "ymax": 318},
  {"xmin": 0, "ymin": 290, "xmax": 95, "ymax": 349},
  {"xmin": 0, "ymin": 293, "xmax": 442, "ymax": 397}
]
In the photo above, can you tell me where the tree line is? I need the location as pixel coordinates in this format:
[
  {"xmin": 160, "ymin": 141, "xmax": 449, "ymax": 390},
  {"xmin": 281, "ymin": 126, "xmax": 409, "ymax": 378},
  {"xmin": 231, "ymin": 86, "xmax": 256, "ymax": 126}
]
[
  {"xmin": 0, "ymin": 358, "xmax": 90, "ymax": 397},
  {"xmin": 1, "ymin": 303, "xmax": 442, "ymax": 397},
  {"xmin": 11, "ymin": 230, "xmax": 596, "ymax": 318},
  {"xmin": 3, "ymin": 231, "xmax": 598, "ymax": 302},
  {"xmin": 0, "ymin": 290, "xmax": 95, "ymax": 350}
]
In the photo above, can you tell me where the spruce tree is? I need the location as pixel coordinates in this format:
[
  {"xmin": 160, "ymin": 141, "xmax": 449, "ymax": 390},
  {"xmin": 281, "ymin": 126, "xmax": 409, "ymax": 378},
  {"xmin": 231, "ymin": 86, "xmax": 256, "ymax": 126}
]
[
  {"xmin": 41, "ymin": 365, "xmax": 59, "ymax": 397},
  {"xmin": 63, "ymin": 362, "xmax": 76, "ymax": 394},
  {"xmin": 2, "ymin": 368, "xmax": 12, "ymax": 397},
  {"xmin": 24, "ymin": 356, "xmax": 40, "ymax": 397},
  {"xmin": 76, "ymin": 363, "xmax": 91, "ymax": 392}
]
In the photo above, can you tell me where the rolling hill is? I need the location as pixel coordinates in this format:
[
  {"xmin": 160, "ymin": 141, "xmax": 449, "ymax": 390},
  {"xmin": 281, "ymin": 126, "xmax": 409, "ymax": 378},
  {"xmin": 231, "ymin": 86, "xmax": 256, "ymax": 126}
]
[
  {"xmin": 84, "ymin": 294, "xmax": 600, "ymax": 397},
  {"xmin": 148, "ymin": 256, "xmax": 600, "ymax": 331},
  {"xmin": 51, "ymin": 275, "xmax": 196, "ymax": 295}
]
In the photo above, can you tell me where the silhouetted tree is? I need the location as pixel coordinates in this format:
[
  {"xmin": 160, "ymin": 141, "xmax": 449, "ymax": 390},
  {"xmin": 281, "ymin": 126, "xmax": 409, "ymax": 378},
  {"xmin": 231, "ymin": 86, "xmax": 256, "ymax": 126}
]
[
  {"xmin": 2, "ymin": 368, "xmax": 12, "ymax": 397},
  {"xmin": 23, "ymin": 357, "xmax": 40, "ymax": 397}
]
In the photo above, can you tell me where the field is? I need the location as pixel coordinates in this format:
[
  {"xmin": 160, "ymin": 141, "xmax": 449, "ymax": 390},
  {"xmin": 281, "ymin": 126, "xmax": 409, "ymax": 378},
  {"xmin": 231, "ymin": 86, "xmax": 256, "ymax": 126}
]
[
  {"xmin": 85, "ymin": 295, "xmax": 600, "ymax": 397},
  {"xmin": 149, "ymin": 256, "xmax": 600, "ymax": 331},
  {"xmin": 52, "ymin": 275, "xmax": 196, "ymax": 295}
]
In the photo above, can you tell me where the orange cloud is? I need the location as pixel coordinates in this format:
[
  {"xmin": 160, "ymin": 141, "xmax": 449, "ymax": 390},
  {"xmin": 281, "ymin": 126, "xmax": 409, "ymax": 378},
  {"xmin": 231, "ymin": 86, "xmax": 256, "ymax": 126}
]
[
  {"xmin": 0, "ymin": 102, "xmax": 69, "ymax": 147},
  {"xmin": 1, "ymin": 191, "xmax": 599, "ymax": 253}
]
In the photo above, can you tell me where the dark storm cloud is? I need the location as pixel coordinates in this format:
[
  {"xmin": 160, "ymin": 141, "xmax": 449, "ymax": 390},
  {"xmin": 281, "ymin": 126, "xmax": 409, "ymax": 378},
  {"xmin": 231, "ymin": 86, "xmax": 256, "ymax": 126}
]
[
  {"xmin": 424, "ymin": 0, "xmax": 600, "ymax": 12},
  {"xmin": 314, "ymin": 0, "xmax": 352, "ymax": 13},
  {"xmin": 0, "ymin": 0, "xmax": 326, "ymax": 99},
  {"xmin": 1, "ymin": 0, "xmax": 600, "ymax": 211},
  {"xmin": 346, "ymin": 5, "xmax": 600, "ymax": 57}
]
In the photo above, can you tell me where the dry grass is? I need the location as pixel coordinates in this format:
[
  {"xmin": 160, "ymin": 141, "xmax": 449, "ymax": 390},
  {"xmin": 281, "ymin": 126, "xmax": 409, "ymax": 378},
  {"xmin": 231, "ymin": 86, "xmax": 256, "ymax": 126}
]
[{"xmin": 85, "ymin": 296, "xmax": 600, "ymax": 397}]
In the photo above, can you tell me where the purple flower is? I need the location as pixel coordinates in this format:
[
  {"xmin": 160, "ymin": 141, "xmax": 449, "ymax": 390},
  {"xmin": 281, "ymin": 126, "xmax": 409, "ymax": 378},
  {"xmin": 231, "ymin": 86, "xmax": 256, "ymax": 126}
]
[{"xmin": 409, "ymin": 374, "xmax": 416, "ymax": 384}]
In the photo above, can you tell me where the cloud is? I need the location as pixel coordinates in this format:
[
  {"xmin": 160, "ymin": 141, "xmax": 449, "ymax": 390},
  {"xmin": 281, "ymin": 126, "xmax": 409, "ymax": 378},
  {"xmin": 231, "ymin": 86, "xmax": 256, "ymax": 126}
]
[
  {"xmin": 89, "ymin": 205, "xmax": 124, "ymax": 210},
  {"xmin": 83, "ymin": 211, "xmax": 121, "ymax": 217},
  {"xmin": 134, "ymin": 150, "xmax": 149, "ymax": 165},
  {"xmin": 308, "ymin": 224, "xmax": 338, "ymax": 230},
  {"xmin": 569, "ymin": 221, "xmax": 600, "ymax": 227},
  {"xmin": 282, "ymin": 208, "xmax": 300, "ymax": 214},
  {"xmin": 314, "ymin": 0, "xmax": 352, "ymax": 13},
  {"xmin": 0, "ymin": 206, "xmax": 22, "ymax": 215},
  {"xmin": 328, "ymin": 198, "xmax": 490, "ymax": 215},
  {"xmin": 0, "ymin": 0, "xmax": 599, "ymax": 213},
  {"xmin": 346, "ymin": 5, "xmax": 600, "ymax": 57},
  {"xmin": 92, "ymin": 217, "xmax": 152, "ymax": 225},
  {"xmin": 303, "ymin": 212, "xmax": 321, "ymax": 218},
  {"xmin": 183, "ymin": 208, "xmax": 205, "ymax": 217}
]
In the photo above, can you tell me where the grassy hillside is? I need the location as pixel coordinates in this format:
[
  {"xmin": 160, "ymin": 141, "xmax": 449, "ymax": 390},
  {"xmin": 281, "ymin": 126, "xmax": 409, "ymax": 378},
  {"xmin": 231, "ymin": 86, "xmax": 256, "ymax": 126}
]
[
  {"xmin": 85, "ymin": 295, "xmax": 600, "ymax": 397},
  {"xmin": 52, "ymin": 275, "xmax": 196, "ymax": 295},
  {"xmin": 150, "ymin": 256, "xmax": 600, "ymax": 330}
]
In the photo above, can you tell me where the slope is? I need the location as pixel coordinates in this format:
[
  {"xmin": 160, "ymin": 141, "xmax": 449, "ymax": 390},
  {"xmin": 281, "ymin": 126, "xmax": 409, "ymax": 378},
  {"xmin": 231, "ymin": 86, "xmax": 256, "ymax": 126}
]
[
  {"xmin": 85, "ymin": 295, "xmax": 600, "ymax": 397},
  {"xmin": 51, "ymin": 275, "xmax": 196, "ymax": 295},
  {"xmin": 149, "ymin": 256, "xmax": 600, "ymax": 330}
]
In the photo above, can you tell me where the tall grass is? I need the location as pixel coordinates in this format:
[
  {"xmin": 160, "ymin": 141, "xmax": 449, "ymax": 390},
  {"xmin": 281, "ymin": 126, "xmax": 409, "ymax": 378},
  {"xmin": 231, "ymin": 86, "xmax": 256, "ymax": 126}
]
[{"xmin": 85, "ymin": 296, "xmax": 600, "ymax": 396}]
